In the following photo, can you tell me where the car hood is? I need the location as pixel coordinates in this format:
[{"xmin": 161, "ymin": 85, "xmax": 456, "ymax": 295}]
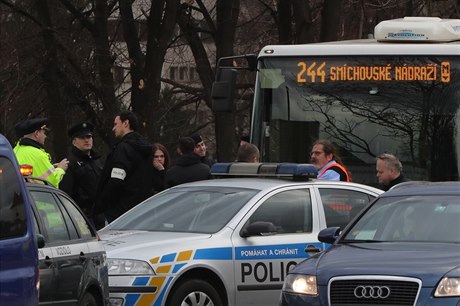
[
  {"xmin": 309, "ymin": 243, "xmax": 460, "ymax": 287},
  {"xmin": 99, "ymin": 230, "xmax": 212, "ymax": 260}
]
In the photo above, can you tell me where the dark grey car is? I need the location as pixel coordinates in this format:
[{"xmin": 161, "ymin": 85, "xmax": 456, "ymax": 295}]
[{"xmin": 27, "ymin": 181, "xmax": 109, "ymax": 306}]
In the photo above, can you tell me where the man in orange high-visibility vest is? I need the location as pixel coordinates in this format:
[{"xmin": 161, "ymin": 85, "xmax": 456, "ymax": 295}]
[{"xmin": 310, "ymin": 139, "xmax": 351, "ymax": 182}]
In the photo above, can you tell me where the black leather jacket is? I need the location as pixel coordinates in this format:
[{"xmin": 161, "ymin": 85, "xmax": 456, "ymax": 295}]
[{"xmin": 60, "ymin": 146, "xmax": 103, "ymax": 214}]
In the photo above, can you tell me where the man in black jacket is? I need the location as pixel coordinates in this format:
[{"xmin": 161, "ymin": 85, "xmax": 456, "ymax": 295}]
[
  {"xmin": 94, "ymin": 111, "xmax": 153, "ymax": 222},
  {"xmin": 376, "ymin": 153, "xmax": 408, "ymax": 191},
  {"xmin": 60, "ymin": 122, "xmax": 106, "ymax": 229},
  {"xmin": 165, "ymin": 137, "xmax": 212, "ymax": 188}
]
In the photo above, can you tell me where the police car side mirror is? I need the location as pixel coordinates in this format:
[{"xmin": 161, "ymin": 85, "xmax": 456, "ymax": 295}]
[
  {"xmin": 37, "ymin": 234, "xmax": 45, "ymax": 249},
  {"xmin": 318, "ymin": 227, "xmax": 341, "ymax": 244},
  {"xmin": 240, "ymin": 221, "xmax": 278, "ymax": 238}
]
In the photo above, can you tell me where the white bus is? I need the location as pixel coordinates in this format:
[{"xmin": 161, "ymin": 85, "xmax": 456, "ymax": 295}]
[{"xmin": 212, "ymin": 17, "xmax": 460, "ymax": 185}]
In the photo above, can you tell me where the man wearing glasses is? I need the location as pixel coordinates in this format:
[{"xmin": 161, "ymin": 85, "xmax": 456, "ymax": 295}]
[
  {"xmin": 14, "ymin": 118, "xmax": 69, "ymax": 187},
  {"xmin": 60, "ymin": 122, "xmax": 106, "ymax": 229},
  {"xmin": 310, "ymin": 139, "xmax": 351, "ymax": 182}
]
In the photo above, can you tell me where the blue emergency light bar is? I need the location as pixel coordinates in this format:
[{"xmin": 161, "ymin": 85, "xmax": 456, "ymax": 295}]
[{"xmin": 211, "ymin": 163, "xmax": 318, "ymax": 179}]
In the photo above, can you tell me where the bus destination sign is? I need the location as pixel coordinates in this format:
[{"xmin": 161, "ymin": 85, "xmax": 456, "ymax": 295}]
[{"xmin": 296, "ymin": 61, "xmax": 451, "ymax": 83}]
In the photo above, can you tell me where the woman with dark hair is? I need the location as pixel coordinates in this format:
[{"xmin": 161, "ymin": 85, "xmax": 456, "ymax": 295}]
[{"xmin": 152, "ymin": 143, "xmax": 171, "ymax": 193}]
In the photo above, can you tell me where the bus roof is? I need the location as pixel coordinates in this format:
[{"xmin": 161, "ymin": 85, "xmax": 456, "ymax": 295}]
[
  {"xmin": 258, "ymin": 42, "xmax": 460, "ymax": 57},
  {"xmin": 259, "ymin": 17, "xmax": 460, "ymax": 57}
]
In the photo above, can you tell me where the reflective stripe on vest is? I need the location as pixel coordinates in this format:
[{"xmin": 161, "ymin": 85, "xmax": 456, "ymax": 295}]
[{"xmin": 318, "ymin": 162, "xmax": 351, "ymax": 182}]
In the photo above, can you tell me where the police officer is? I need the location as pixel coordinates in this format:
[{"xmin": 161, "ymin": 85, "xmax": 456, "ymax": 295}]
[
  {"xmin": 14, "ymin": 118, "xmax": 69, "ymax": 187},
  {"xmin": 94, "ymin": 111, "xmax": 153, "ymax": 223},
  {"xmin": 190, "ymin": 133, "xmax": 215, "ymax": 166},
  {"xmin": 60, "ymin": 122, "xmax": 106, "ymax": 229}
]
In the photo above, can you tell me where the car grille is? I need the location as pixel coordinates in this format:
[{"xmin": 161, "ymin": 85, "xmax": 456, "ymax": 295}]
[{"xmin": 329, "ymin": 278, "xmax": 419, "ymax": 306}]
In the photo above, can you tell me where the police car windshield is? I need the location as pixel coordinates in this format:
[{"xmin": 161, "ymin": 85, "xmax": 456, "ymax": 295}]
[
  {"xmin": 342, "ymin": 196, "xmax": 460, "ymax": 243},
  {"xmin": 106, "ymin": 186, "xmax": 259, "ymax": 234}
]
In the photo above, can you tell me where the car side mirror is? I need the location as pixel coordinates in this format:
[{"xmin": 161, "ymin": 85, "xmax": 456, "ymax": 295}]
[
  {"xmin": 318, "ymin": 227, "xmax": 341, "ymax": 244},
  {"xmin": 37, "ymin": 234, "xmax": 45, "ymax": 249},
  {"xmin": 240, "ymin": 221, "xmax": 277, "ymax": 238}
]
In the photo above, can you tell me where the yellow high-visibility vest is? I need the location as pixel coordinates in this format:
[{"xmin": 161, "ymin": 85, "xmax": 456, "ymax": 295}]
[{"xmin": 14, "ymin": 143, "xmax": 65, "ymax": 188}]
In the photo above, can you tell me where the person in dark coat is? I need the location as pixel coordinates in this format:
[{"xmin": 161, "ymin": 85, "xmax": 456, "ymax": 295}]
[
  {"xmin": 60, "ymin": 122, "xmax": 106, "ymax": 229},
  {"xmin": 376, "ymin": 153, "xmax": 408, "ymax": 191},
  {"xmin": 94, "ymin": 111, "xmax": 153, "ymax": 223},
  {"xmin": 152, "ymin": 143, "xmax": 170, "ymax": 193},
  {"xmin": 165, "ymin": 137, "xmax": 212, "ymax": 188}
]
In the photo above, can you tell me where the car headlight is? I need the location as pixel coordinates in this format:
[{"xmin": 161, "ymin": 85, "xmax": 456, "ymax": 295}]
[
  {"xmin": 435, "ymin": 277, "xmax": 460, "ymax": 297},
  {"xmin": 282, "ymin": 274, "xmax": 318, "ymax": 296},
  {"xmin": 107, "ymin": 259, "xmax": 155, "ymax": 275}
]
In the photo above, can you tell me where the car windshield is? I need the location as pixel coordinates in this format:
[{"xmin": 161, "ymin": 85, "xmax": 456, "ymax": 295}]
[
  {"xmin": 343, "ymin": 195, "xmax": 460, "ymax": 243},
  {"xmin": 106, "ymin": 186, "xmax": 259, "ymax": 234}
]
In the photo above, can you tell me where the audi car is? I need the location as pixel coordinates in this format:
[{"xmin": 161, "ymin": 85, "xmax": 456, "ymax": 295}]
[
  {"xmin": 99, "ymin": 162, "xmax": 382, "ymax": 306},
  {"xmin": 280, "ymin": 181, "xmax": 460, "ymax": 306}
]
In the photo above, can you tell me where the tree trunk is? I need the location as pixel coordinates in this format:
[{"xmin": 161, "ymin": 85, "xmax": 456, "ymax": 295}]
[
  {"xmin": 292, "ymin": 0, "xmax": 314, "ymax": 43},
  {"xmin": 36, "ymin": 0, "xmax": 67, "ymax": 160},
  {"xmin": 277, "ymin": 0, "xmax": 292, "ymax": 44},
  {"xmin": 94, "ymin": 0, "xmax": 120, "ymax": 141},
  {"xmin": 320, "ymin": 0, "xmax": 343, "ymax": 42},
  {"xmin": 215, "ymin": 0, "xmax": 241, "ymax": 162},
  {"xmin": 143, "ymin": 0, "xmax": 179, "ymax": 140}
]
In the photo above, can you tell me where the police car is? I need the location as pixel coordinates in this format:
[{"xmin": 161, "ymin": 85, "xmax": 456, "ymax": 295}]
[
  {"xmin": 99, "ymin": 163, "xmax": 382, "ymax": 306},
  {"xmin": 23, "ymin": 173, "xmax": 109, "ymax": 306}
]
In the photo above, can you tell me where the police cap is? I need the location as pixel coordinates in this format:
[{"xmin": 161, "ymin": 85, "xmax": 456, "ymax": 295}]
[
  {"xmin": 68, "ymin": 122, "xmax": 94, "ymax": 138},
  {"xmin": 15, "ymin": 118, "xmax": 49, "ymax": 138},
  {"xmin": 190, "ymin": 133, "xmax": 203, "ymax": 145},
  {"xmin": 240, "ymin": 133, "xmax": 250, "ymax": 142}
]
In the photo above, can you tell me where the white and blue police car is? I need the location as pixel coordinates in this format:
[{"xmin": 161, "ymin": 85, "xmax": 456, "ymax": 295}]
[{"xmin": 99, "ymin": 163, "xmax": 382, "ymax": 306}]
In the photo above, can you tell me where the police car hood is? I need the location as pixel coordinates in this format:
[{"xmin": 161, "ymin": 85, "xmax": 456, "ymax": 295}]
[
  {"xmin": 100, "ymin": 230, "xmax": 212, "ymax": 259},
  {"xmin": 306, "ymin": 243, "xmax": 460, "ymax": 287}
]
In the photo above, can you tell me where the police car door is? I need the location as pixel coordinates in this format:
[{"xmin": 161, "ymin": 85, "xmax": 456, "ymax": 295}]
[
  {"xmin": 231, "ymin": 187, "xmax": 324, "ymax": 306},
  {"xmin": 31, "ymin": 190, "xmax": 89, "ymax": 305}
]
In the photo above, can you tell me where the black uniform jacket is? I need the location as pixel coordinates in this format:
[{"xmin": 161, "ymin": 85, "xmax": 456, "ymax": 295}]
[
  {"xmin": 95, "ymin": 132, "xmax": 153, "ymax": 220},
  {"xmin": 60, "ymin": 146, "xmax": 103, "ymax": 214},
  {"xmin": 165, "ymin": 153, "xmax": 212, "ymax": 188}
]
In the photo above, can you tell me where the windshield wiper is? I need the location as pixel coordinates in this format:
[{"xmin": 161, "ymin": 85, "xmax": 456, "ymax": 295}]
[{"xmin": 341, "ymin": 239, "xmax": 384, "ymax": 243}]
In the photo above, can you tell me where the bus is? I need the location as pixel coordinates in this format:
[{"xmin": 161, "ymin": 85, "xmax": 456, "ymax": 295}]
[{"xmin": 212, "ymin": 16, "xmax": 460, "ymax": 186}]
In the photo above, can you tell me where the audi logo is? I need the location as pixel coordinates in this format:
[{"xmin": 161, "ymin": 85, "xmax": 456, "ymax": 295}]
[{"xmin": 354, "ymin": 285, "xmax": 391, "ymax": 299}]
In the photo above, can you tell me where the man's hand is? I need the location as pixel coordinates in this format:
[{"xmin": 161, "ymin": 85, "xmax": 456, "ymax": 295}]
[{"xmin": 55, "ymin": 158, "xmax": 69, "ymax": 171}]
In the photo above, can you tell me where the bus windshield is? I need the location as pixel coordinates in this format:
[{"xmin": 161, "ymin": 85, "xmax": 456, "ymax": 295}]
[{"xmin": 252, "ymin": 56, "xmax": 460, "ymax": 185}]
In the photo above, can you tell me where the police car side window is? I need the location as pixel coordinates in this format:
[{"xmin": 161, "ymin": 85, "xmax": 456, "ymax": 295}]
[
  {"xmin": 0, "ymin": 157, "xmax": 27, "ymax": 240},
  {"xmin": 57, "ymin": 197, "xmax": 79, "ymax": 240},
  {"xmin": 319, "ymin": 188, "xmax": 372, "ymax": 229},
  {"xmin": 59, "ymin": 195, "xmax": 93, "ymax": 239},
  {"xmin": 31, "ymin": 191, "xmax": 70, "ymax": 242},
  {"xmin": 249, "ymin": 189, "xmax": 312, "ymax": 234}
]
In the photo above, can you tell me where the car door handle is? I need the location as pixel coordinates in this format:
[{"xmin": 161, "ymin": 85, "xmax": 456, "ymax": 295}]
[
  {"xmin": 79, "ymin": 251, "xmax": 87, "ymax": 262},
  {"xmin": 44, "ymin": 255, "xmax": 53, "ymax": 266},
  {"xmin": 304, "ymin": 245, "xmax": 321, "ymax": 255}
]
